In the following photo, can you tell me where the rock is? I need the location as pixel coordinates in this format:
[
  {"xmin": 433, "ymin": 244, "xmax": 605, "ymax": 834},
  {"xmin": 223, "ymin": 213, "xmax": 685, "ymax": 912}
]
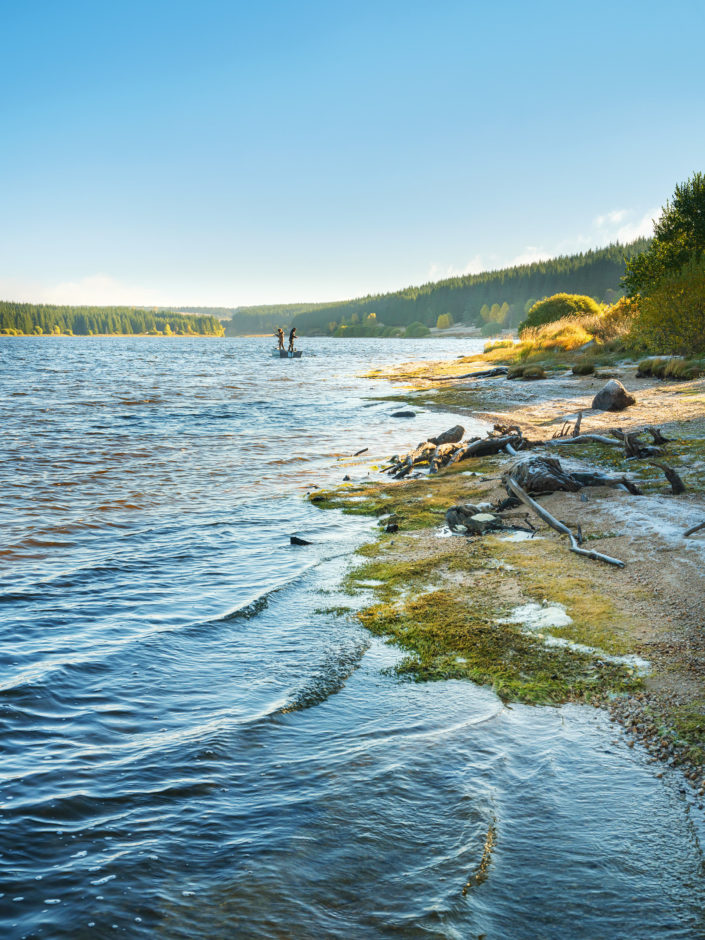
[
  {"xmin": 428, "ymin": 425, "xmax": 465, "ymax": 446},
  {"xmin": 391, "ymin": 410, "xmax": 416, "ymax": 418},
  {"xmin": 591, "ymin": 379, "xmax": 636, "ymax": 412},
  {"xmin": 446, "ymin": 504, "xmax": 502, "ymax": 534},
  {"xmin": 446, "ymin": 503, "xmax": 481, "ymax": 530},
  {"xmin": 385, "ymin": 523, "xmax": 399, "ymax": 533},
  {"xmin": 467, "ymin": 513, "xmax": 500, "ymax": 534},
  {"xmin": 290, "ymin": 535, "xmax": 312, "ymax": 546},
  {"xmin": 343, "ymin": 474, "xmax": 351, "ymax": 481}
]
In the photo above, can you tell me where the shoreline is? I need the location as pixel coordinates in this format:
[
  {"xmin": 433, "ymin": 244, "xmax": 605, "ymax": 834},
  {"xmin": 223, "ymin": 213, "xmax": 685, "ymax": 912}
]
[{"xmin": 311, "ymin": 347, "xmax": 705, "ymax": 799}]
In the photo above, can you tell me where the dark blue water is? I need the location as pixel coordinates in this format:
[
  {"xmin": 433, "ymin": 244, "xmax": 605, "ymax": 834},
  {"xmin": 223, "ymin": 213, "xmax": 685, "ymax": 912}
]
[{"xmin": 2, "ymin": 336, "xmax": 705, "ymax": 939}]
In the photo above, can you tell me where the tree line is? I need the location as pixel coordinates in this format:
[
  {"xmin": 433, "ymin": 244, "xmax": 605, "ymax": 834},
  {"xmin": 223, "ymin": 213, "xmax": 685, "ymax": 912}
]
[
  {"xmin": 0, "ymin": 302, "xmax": 224, "ymax": 336},
  {"xmin": 218, "ymin": 239, "xmax": 650, "ymax": 336}
]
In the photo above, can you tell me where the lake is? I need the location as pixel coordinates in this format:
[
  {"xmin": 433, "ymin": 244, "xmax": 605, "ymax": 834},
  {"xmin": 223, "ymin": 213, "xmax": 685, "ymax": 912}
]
[{"xmin": 1, "ymin": 336, "xmax": 704, "ymax": 939}]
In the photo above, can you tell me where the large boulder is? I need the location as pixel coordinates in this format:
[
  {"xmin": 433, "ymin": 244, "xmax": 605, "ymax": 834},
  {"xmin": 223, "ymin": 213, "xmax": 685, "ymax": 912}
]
[
  {"xmin": 591, "ymin": 379, "xmax": 636, "ymax": 412},
  {"xmin": 428, "ymin": 425, "xmax": 465, "ymax": 446}
]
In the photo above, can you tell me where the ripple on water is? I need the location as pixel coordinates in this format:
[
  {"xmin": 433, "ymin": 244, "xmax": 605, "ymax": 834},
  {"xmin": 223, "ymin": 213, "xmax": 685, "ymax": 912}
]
[{"xmin": 1, "ymin": 336, "xmax": 704, "ymax": 939}]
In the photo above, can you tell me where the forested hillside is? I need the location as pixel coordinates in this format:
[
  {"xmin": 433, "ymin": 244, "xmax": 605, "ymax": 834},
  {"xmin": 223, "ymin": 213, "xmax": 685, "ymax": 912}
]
[
  {"xmin": 0, "ymin": 303, "xmax": 224, "ymax": 336},
  {"xmin": 219, "ymin": 239, "xmax": 649, "ymax": 336}
]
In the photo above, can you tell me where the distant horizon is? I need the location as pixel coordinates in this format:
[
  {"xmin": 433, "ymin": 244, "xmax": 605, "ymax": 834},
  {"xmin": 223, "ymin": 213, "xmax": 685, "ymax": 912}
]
[{"xmin": 1, "ymin": 235, "xmax": 650, "ymax": 312}]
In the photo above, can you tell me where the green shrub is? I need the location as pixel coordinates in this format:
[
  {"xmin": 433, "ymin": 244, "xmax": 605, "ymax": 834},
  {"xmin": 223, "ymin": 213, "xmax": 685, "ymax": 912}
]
[
  {"xmin": 572, "ymin": 361, "xmax": 595, "ymax": 375},
  {"xmin": 507, "ymin": 364, "xmax": 546, "ymax": 380},
  {"xmin": 637, "ymin": 357, "xmax": 667, "ymax": 377},
  {"xmin": 519, "ymin": 293, "xmax": 601, "ymax": 334},
  {"xmin": 404, "ymin": 321, "xmax": 431, "ymax": 338},
  {"xmin": 630, "ymin": 255, "xmax": 705, "ymax": 355},
  {"xmin": 522, "ymin": 365, "xmax": 547, "ymax": 380},
  {"xmin": 636, "ymin": 357, "xmax": 704, "ymax": 379},
  {"xmin": 664, "ymin": 358, "xmax": 703, "ymax": 380},
  {"xmin": 481, "ymin": 321, "xmax": 502, "ymax": 337}
]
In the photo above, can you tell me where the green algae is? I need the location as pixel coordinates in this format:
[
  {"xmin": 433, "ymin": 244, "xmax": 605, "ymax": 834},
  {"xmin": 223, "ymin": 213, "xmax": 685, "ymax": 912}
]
[
  {"xmin": 359, "ymin": 588, "xmax": 639, "ymax": 704},
  {"xmin": 310, "ymin": 461, "xmax": 645, "ymax": 705},
  {"xmin": 308, "ymin": 466, "xmax": 496, "ymax": 531}
]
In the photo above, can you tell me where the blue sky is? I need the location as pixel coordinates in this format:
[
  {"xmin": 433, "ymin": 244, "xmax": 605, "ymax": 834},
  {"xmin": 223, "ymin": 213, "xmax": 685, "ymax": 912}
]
[{"xmin": 1, "ymin": 0, "xmax": 703, "ymax": 307}]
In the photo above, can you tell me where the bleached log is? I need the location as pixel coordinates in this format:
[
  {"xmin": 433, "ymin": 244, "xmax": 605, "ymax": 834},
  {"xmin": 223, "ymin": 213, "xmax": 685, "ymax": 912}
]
[
  {"xmin": 505, "ymin": 476, "xmax": 625, "ymax": 567},
  {"xmin": 547, "ymin": 434, "xmax": 622, "ymax": 448}
]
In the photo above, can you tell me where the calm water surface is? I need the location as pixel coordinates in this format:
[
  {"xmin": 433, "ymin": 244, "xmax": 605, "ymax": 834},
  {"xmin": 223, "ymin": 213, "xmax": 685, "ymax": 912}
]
[{"xmin": 1, "ymin": 336, "xmax": 705, "ymax": 939}]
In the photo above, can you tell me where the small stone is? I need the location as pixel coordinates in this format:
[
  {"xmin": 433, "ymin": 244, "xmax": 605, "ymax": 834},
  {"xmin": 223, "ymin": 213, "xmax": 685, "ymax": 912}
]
[{"xmin": 290, "ymin": 535, "xmax": 312, "ymax": 546}]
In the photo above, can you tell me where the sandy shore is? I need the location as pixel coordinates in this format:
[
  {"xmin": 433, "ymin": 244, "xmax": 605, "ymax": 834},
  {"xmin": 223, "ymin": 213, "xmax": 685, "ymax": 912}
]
[{"xmin": 312, "ymin": 352, "xmax": 705, "ymax": 797}]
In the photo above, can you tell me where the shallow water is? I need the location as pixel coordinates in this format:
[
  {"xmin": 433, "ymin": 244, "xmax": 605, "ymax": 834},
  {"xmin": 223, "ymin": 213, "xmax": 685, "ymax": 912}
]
[{"xmin": 1, "ymin": 336, "xmax": 705, "ymax": 939}]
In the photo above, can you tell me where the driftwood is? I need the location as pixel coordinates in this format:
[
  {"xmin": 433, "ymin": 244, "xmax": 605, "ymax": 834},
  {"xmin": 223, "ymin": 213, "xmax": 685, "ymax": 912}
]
[
  {"xmin": 548, "ymin": 434, "xmax": 622, "ymax": 448},
  {"xmin": 387, "ymin": 426, "xmax": 467, "ymax": 476},
  {"xmin": 505, "ymin": 477, "xmax": 625, "ymax": 567},
  {"xmin": 646, "ymin": 426, "xmax": 672, "ymax": 445},
  {"xmin": 570, "ymin": 471, "xmax": 642, "ymax": 496},
  {"xmin": 458, "ymin": 434, "xmax": 523, "ymax": 460},
  {"xmin": 428, "ymin": 425, "xmax": 464, "ymax": 446},
  {"xmin": 507, "ymin": 456, "xmax": 582, "ymax": 494},
  {"xmin": 650, "ymin": 461, "xmax": 686, "ymax": 494},
  {"xmin": 353, "ymin": 447, "xmax": 368, "ymax": 457},
  {"xmin": 548, "ymin": 424, "xmax": 671, "ymax": 458},
  {"xmin": 609, "ymin": 428, "xmax": 661, "ymax": 459},
  {"xmin": 572, "ymin": 411, "xmax": 583, "ymax": 438},
  {"xmin": 429, "ymin": 442, "xmax": 461, "ymax": 473},
  {"xmin": 504, "ymin": 455, "xmax": 642, "ymax": 498},
  {"xmin": 435, "ymin": 366, "xmax": 509, "ymax": 381},
  {"xmin": 684, "ymin": 521, "xmax": 705, "ymax": 537}
]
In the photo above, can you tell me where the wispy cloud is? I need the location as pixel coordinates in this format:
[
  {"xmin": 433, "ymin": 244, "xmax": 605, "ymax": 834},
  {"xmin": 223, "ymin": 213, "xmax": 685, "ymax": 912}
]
[
  {"xmin": 508, "ymin": 246, "xmax": 552, "ymax": 267},
  {"xmin": 0, "ymin": 274, "xmax": 164, "ymax": 306},
  {"xmin": 593, "ymin": 207, "xmax": 659, "ymax": 243},
  {"xmin": 595, "ymin": 209, "xmax": 628, "ymax": 228},
  {"xmin": 427, "ymin": 254, "xmax": 487, "ymax": 281}
]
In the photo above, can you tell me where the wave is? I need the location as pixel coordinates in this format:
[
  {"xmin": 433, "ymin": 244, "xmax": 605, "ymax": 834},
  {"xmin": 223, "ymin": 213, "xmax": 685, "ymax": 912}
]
[{"xmin": 280, "ymin": 635, "xmax": 370, "ymax": 713}]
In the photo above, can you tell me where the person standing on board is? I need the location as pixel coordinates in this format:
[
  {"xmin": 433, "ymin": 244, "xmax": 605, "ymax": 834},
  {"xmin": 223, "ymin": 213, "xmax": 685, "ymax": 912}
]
[
  {"xmin": 288, "ymin": 327, "xmax": 297, "ymax": 352},
  {"xmin": 275, "ymin": 327, "xmax": 284, "ymax": 350}
]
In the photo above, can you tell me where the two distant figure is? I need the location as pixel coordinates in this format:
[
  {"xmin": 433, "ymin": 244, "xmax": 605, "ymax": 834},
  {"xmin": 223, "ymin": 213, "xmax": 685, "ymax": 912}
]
[{"xmin": 275, "ymin": 326, "xmax": 297, "ymax": 352}]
